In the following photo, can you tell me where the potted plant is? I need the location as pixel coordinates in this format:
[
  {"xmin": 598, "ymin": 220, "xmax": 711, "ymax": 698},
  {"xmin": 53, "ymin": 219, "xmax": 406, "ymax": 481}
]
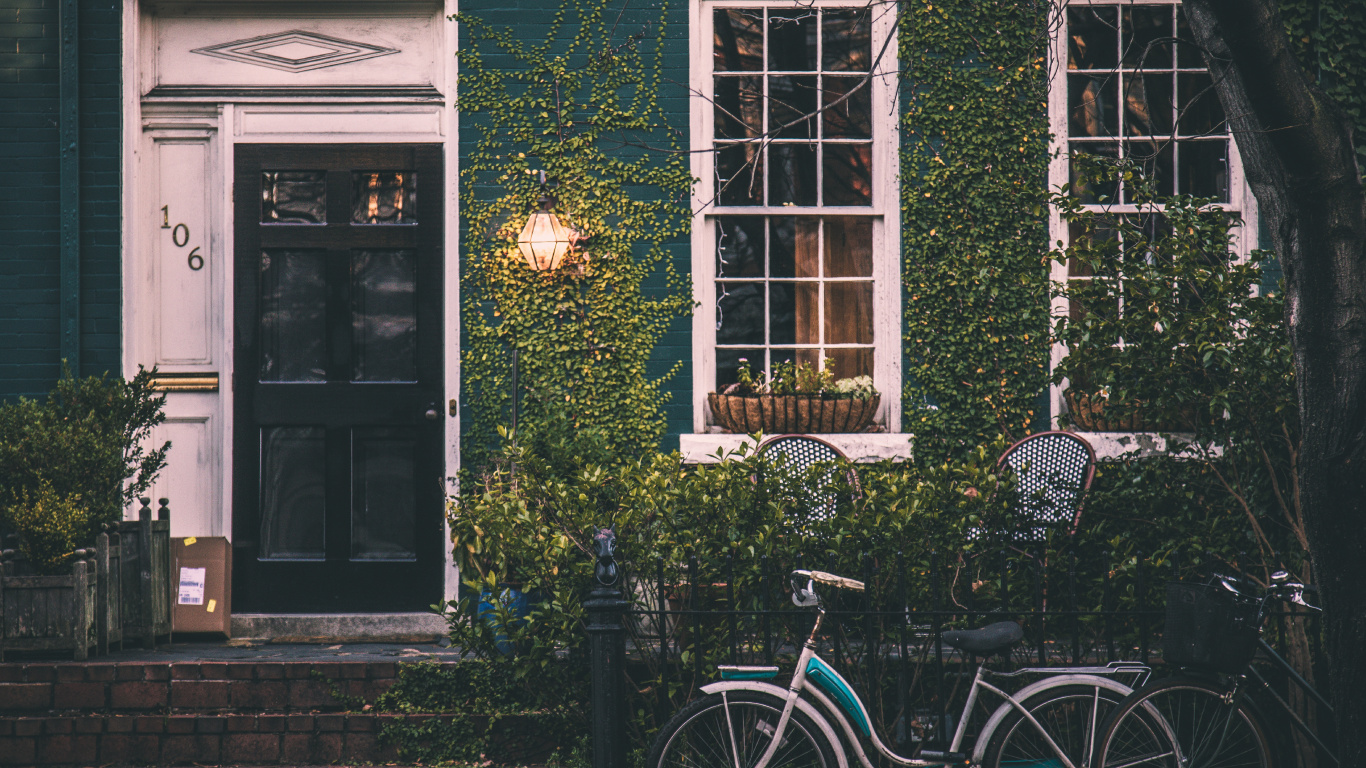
[
  {"xmin": 708, "ymin": 359, "xmax": 881, "ymax": 434},
  {"xmin": 0, "ymin": 365, "xmax": 170, "ymax": 658}
]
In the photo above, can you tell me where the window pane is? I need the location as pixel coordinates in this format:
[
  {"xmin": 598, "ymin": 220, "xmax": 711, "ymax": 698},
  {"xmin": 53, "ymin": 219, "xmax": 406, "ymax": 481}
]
[
  {"xmin": 352, "ymin": 427, "xmax": 416, "ymax": 561},
  {"xmin": 825, "ymin": 217, "xmax": 872, "ymax": 277},
  {"xmin": 823, "ymin": 144, "xmax": 872, "ymax": 206},
  {"xmin": 822, "ymin": 9, "xmax": 870, "ymax": 72},
  {"xmin": 769, "ymin": 75, "xmax": 819, "ymax": 139},
  {"xmin": 769, "ymin": 11, "xmax": 817, "ymax": 71},
  {"xmin": 1175, "ymin": 9, "xmax": 1202, "ymax": 69},
  {"xmin": 351, "ymin": 172, "xmax": 417, "ymax": 225},
  {"xmin": 717, "ymin": 348, "xmax": 764, "ymax": 389},
  {"xmin": 1122, "ymin": 7, "xmax": 1173, "ymax": 69},
  {"xmin": 1124, "ymin": 140, "xmax": 1174, "ymax": 199},
  {"xmin": 1069, "ymin": 142, "xmax": 1119, "ymax": 203},
  {"xmin": 714, "ymin": 9, "xmax": 763, "ymax": 72},
  {"xmin": 769, "ymin": 217, "xmax": 819, "ymax": 278},
  {"xmin": 715, "ymin": 75, "xmax": 763, "ymax": 139},
  {"xmin": 716, "ymin": 144, "xmax": 764, "ymax": 205},
  {"xmin": 1124, "ymin": 73, "xmax": 1173, "ymax": 136},
  {"xmin": 827, "ymin": 348, "xmax": 872, "ymax": 379},
  {"xmin": 259, "ymin": 249, "xmax": 327, "ymax": 383},
  {"xmin": 1067, "ymin": 8, "xmax": 1118, "ymax": 70},
  {"xmin": 826, "ymin": 282, "xmax": 873, "ymax": 344},
  {"xmin": 1070, "ymin": 74, "xmax": 1118, "ymax": 137},
  {"xmin": 1067, "ymin": 219, "xmax": 1121, "ymax": 276},
  {"xmin": 1177, "ymin": 72, "xmax": 1226, "ymax": 136},
  {"xmin": 1178, "ymin": 140, "xmax": 1228, "ymax": 200},
  {"xmin": 822, "ymin": 76, "xmax": 871, "ymax": 139},
  {"xmin": 259, "ymin": 427, "xmax": 325, "ymax": 560},
  {"xmin": 794, "ymin": 283, "xmax": 819, "ymax": 344},
  {"xmin": 769, "ymin": 143, "xmax": 817, "ymax": 206},
  {"xmin": 716, "ymin": 217, "xmax": 765, "ymax": 277},
  {"xmin": 770, "ymin": 281, "xmax": 795, "ymax": 344},
  {"xmin": 351, "ymin": 249, "xmax": 417, "ymax": 383},
  {"xmin": 262, "ymin": 171, "xmax": 326, "ymax": 224},
  {"xmin": 717, "ymin": 282, "xmax": 765, "ymax": 345}
]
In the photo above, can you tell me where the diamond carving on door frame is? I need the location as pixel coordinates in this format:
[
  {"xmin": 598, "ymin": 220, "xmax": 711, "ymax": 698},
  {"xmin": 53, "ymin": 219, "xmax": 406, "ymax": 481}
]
[{"xmin": 192, "ymin": 30, "xmax": 399, "ymax": 73}]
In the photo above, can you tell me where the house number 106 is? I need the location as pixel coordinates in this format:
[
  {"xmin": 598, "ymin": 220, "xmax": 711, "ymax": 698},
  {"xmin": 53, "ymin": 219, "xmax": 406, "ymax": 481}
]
[{"xmin": 161, "ymin": 205, "xmax": 204, "ymax": 271}]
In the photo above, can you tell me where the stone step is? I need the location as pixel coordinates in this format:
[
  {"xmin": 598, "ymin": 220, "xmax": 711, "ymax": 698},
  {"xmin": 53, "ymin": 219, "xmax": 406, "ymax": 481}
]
[{"xmin": 0, "ymin": 661, "xmax": 397, "ymax": 714}]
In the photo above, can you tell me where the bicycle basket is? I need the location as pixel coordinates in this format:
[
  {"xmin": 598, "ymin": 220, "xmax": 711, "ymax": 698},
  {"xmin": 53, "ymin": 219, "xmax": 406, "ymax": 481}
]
[{"xmin": 1163, "ymin": 581, "xmax": 1260, "ymax": 674}]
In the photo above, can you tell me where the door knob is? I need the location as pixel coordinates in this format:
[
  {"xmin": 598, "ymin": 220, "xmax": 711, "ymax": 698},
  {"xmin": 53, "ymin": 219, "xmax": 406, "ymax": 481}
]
[{"xmin": 424, "ymin": 407, "xmax": 440, "ymax": 421}]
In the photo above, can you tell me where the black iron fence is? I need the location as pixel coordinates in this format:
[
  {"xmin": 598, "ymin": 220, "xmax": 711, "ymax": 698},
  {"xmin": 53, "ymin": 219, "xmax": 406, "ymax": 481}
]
[{"xmin": 583, "ymin": 529, "xmax": 1323, "ymax": 768}]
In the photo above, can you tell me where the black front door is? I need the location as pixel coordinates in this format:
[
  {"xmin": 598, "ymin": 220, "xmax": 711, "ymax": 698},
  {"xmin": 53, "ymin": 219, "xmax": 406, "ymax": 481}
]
[{"xmin": 232, "ymin": 144, "xmax": 444, "ymax": 613}]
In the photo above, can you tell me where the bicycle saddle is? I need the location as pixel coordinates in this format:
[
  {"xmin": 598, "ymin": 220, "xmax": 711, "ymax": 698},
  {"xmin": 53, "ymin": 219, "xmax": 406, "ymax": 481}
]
[{"xmin": 940, "ymin": 621, "xmax": 1023, "ymax": 655}]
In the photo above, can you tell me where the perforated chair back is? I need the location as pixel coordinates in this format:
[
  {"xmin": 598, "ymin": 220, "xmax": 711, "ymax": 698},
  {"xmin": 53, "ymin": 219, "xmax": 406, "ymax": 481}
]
[
  {"xmin": 997, "ymin": 431, "xmax": 1096, "ymax": 542},
  {"xmin": 756, "ymin": 435, "xmax": 857, "ymax": 531}
]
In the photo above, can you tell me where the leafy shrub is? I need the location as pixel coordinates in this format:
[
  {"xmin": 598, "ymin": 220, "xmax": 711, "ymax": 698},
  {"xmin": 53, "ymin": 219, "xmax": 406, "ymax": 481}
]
[
  {"xmin": 0, "ymin": 365, "xmax": 170, "ymax": 573},
  {"xmin": 1, "ymin": 482, "xmax": 95, "ymax": 574}
]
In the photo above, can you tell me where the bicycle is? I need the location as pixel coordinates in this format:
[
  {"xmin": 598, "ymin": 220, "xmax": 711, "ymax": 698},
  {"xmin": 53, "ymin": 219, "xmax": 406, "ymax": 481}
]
[
  {"xmin": 1094, "ymin": 570, "xmax": 1336, "ymax": 768},
  {"xmin": 648, "ymin": 569, "xmax": 1150, "ymax": 768}
]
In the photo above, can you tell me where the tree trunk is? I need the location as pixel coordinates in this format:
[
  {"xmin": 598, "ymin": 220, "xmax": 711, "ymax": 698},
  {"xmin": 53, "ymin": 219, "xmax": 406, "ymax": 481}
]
[{"xmin": 1182, "ymin": 1, "xmax": 1366, "ymax": 764}]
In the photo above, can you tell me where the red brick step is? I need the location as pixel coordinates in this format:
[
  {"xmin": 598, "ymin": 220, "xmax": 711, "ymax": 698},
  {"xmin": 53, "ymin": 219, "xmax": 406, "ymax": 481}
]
[{"xmin": 0, "ymin": 660, "xmax": 425, "ymax": 765}]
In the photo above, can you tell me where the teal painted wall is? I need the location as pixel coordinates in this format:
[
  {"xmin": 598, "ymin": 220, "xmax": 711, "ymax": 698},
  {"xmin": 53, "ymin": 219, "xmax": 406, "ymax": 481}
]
[
  {"xmin": 457, "ymin": 0, "xmax": 693, "ymax": 453},
  {"xmin": 0, "ymin": 0, "xmax": 121, "ymax": 401}
]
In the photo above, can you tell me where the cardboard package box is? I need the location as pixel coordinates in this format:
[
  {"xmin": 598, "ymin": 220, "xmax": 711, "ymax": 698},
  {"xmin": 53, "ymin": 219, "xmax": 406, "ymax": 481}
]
[{"xmin": 172, "ymin": 537, "xmax": 231, "ymax": 636}]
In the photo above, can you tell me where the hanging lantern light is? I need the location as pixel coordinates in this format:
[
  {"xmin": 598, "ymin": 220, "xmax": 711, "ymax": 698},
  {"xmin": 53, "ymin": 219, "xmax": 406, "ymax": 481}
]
[{"xmin": 517, "ymin": 176, "xmax": 573, "ymax": 271}]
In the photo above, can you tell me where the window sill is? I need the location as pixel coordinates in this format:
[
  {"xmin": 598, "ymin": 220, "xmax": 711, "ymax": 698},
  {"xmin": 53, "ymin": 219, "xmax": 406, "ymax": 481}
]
[
  {"xmin": 1077, "ymin": 431, "xmax": 1211, "ymax": 460},
  {"xmin": 679, "ymin": 433, "xmax": 914, "ymax": 464}
]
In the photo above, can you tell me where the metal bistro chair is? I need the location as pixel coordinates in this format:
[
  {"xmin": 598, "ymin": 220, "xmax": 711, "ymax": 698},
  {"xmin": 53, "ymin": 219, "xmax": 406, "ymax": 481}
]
[
  {"xmin": 996, "ymin": 430, "xmax": 1097, "ymax": 544},
  {"xmin": 756, "ymin": 434, "xmax": 862, "ymax": 533}
]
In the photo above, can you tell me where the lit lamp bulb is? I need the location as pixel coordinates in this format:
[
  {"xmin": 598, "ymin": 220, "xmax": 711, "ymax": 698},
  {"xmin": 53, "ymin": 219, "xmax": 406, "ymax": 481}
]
[{"xmin": 517, "ymin": 195, "xmax": 573, "ymax": 271}]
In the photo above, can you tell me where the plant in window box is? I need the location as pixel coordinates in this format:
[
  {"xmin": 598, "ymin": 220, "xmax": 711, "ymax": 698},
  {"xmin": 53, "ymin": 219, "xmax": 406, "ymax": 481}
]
[{"xmin": 708, "ymin": 359, "xmax": 880, "ymax": 434}]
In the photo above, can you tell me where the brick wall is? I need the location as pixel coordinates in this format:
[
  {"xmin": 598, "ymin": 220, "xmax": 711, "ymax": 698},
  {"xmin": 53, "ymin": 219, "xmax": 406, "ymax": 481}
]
[{"xmin": 0, "ymin": 0, "xmax": 122, "ymax": 402}]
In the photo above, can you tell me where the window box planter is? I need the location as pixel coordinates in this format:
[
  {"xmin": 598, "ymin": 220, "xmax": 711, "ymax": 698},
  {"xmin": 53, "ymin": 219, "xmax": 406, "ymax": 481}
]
[
  {"xmin": 1064, "ymin": 389, "xmax": 1205, "ymax": 433},
  {"xmin": 707, "ymin": 393, "xmax": 881, "ymax": 434},
  {"xmin": 0, "ymin": 550, "xmax": 98, "ymax": 660}
]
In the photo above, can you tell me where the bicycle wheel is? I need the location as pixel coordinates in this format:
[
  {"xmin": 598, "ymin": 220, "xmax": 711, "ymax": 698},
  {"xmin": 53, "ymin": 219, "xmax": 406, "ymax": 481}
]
[
  {"xmin": 1096, "ymin": 677, "xmax": 1272, "ymax": 768},
  {"xmin": 648, "ymin": 690, "xmax": 839, "ymax": 768},
  {"xmin": 982, "ymin": 683, "xmax": 1130, "ymax": 768}
]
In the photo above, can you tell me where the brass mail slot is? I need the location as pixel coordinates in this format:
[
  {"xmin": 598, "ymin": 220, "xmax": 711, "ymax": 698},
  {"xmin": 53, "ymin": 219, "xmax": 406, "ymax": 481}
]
[{"xmin": 149, "ymin": 372, "xmax": 219, "ymax": 392}]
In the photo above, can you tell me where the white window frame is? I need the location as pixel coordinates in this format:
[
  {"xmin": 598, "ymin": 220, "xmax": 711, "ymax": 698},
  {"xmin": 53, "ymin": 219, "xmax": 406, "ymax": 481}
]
[
  {"xmin": 1047, "ymin": 0, "xmax": 1259, "ymax": 427},
  {"xmin": 689, "ymin": 0, "xmax": 901, "ymax": 435}
]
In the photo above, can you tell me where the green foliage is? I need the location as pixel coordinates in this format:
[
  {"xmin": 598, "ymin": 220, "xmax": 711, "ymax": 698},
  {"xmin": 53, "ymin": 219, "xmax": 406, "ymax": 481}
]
[
  {"xmin": 899, "ymin": 0, "xmax": 1053, "ymax": 462},
  {"xmin": 1282, "ymin": 0, "xmax": 1366, "ymax": 178},
  {"xmin": 0, "ymin": 365, "xmax": 169, "ymax": 573},
  {"xmin": 447, "ymin": 425, "xmax": 1039, "ymax": 744},
  {"xmin": 1052, "ymin": 158, "xmax": 1304, "ymax": 580},
  {"xmin": 1, "ymin": 483, "xmax": 96, "ymax": 575},
  {"xmin": 369, "ymin": 661, "xmax": 584, "ymax": 765},
  {"xmin": 455, "ymin": 0, "xmax": 693, "ymax": 472}
]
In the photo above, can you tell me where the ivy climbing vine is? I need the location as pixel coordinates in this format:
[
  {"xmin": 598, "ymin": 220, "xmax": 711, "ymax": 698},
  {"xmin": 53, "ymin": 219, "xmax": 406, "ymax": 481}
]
[
  {"xmin": 455, "ymin": 0, "xmax": 693, "ymax": 472},
  {"xmin": 1282, "ymin": 0, "xmax": 1366, "ymax": 178},
  {"xmin": 898, "ymin": 0, "xmax": 1053, "ymax": 463}
]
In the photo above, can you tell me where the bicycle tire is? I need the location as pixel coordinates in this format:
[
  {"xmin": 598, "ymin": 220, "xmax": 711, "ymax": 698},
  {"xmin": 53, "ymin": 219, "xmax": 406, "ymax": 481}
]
[
  {"xmin": 982, "ymin": 683, "xmax": 1130, "ymax": 768},
  {"xmin": 1095, "ymin": 677, "xmax": 1273, "ymax": 768},
  {"xmin": 648, "ymin": 690, "xmax": 840, "ymax": 768}
]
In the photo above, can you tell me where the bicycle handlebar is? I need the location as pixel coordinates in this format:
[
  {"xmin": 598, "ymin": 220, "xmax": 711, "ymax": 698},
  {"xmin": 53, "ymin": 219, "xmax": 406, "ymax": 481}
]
[{"xmin": 1214, "ymin": 571, "xmax": 1321, "ymax": 613}]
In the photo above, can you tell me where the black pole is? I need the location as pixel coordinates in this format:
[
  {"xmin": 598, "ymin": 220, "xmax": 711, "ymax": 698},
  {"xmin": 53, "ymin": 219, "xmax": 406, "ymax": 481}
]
[{"xmin": 587, "ymin": 528, "xmax": 628, "ymax": 768}]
